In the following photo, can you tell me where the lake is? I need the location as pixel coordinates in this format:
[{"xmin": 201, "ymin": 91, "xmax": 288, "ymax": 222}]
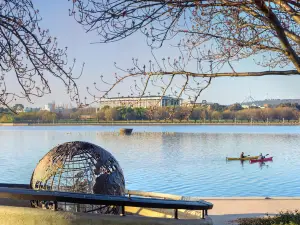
[{"xmin": 1, "ymin": 125, "xmax": 300, "ymax": 197}]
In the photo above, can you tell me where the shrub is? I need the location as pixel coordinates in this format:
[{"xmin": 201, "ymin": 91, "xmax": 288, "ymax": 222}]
[{"xmin": 235, "ymin": 211, "xmax": 300, "ymax": 225}]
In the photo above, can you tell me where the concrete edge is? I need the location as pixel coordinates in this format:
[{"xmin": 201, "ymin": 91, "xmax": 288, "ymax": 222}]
[
  {"xmin": 126, "ymin": 190, "xmax": 300, "ymax": 200},
  {"xmin": 0, "ymin": 205, "xmax": 213, "ymax": 225}
]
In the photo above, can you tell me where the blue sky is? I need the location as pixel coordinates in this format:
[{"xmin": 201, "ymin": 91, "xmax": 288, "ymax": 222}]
[{"xmin": 14, "ymin": 0, "xmax": 300, "ymax": 107}]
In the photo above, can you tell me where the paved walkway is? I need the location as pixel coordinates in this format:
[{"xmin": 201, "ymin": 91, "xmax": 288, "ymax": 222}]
[{"xmin": 203, "ymin": 198, "xmax": 300, "ymax": 225}]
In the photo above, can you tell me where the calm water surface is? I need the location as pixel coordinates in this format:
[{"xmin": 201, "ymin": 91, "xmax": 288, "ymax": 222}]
[{"xmin": 1, "ymin": 125, "xmax": 300, "ymax": 197}]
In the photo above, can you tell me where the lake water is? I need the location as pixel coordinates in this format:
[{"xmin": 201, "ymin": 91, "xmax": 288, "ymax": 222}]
[{"xmin": 1, "ymin": 125, "xmax": 300, "ymax": 197}]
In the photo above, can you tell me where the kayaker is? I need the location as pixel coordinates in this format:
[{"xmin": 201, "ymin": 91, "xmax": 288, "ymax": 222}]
[
  {"xmin": 240, "ymin": 152, "xmax": 246, "ymax": 158},
  {"xmin": 258, "ymin": 153, "xmax": 264, "ymax": 160}
]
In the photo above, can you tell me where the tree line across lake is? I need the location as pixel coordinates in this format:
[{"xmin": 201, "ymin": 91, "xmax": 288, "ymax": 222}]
[
  {"xmin": 96, "ymin": 103, "xmax": 300, "ymax": 123},
  {"xmin": 1, "ymin": 103, "xmax": 300, "ymax": 124}
]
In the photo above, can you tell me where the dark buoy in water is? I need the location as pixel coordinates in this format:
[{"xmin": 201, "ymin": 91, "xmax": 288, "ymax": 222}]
[{"xmin": 119, "ymin": 128, "xmax": 133, "ymax": 135}]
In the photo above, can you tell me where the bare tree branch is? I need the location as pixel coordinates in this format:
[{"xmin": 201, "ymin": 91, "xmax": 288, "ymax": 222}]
[
  {"xmin": 70, "ymin": 0, "xmax": 300, "ymax": 111},
  {"xmin": 0, "ymin": 0, "xmax": 83, "ymax": 110}
]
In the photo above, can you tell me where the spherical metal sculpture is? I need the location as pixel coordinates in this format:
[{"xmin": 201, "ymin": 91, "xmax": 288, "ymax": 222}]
[{"xmin": 30, "ymin": 141, "xmax": 125, "ymax": 214}]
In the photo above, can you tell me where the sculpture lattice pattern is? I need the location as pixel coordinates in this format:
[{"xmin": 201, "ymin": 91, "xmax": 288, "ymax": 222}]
[{"xmin": 30, "ymin": 141, "xmax": 125, "ymax": 214}]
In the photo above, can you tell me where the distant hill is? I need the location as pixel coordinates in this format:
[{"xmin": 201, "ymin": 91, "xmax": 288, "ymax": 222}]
[{"xmin": 242, "ymin": 99, "xmax": 300, "ymax": 107}]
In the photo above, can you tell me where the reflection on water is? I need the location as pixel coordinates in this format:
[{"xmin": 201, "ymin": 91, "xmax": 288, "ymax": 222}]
[
  {"xmin": 240, "ymin": 160, "xmax": 245, "ymax": 167},
  {"xmin": 258, "ymin": 162, "xmax": 270, "ymax": 170},
  {"xmin": 0, "ymin": 126, "xmax": 300, "ymax": 196}
]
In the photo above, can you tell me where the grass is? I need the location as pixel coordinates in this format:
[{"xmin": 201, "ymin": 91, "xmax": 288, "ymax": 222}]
[{"xmin": 235, "ymin": 211, "xmax": 300, "ymax": 225}]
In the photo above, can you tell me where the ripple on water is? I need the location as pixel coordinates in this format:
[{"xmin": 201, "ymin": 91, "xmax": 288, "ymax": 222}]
[{"xmin": 1, "ymin": 126, "xmax": 300, "ymax": 196}]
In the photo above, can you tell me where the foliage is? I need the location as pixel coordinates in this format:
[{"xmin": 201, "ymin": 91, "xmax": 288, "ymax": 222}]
[
  {"xmin": 211, "ymin": 111, "xmax": 222, "ymax": 120},
  {"xmin": 104, "ymin": 107, "xmax": 118, "ymax": 121},
  {"xmin": 190, "ymin": 108, "xmax": 201, "ymax": 122},
  {"xmin": 70, "ymin": 107, "xmax": 96, "ymax": 120},
  {"xmin": 0, "ymin": 107, "xmax": 10, "ymax": 113},
  {"xmin": 174, "ymin": 106, "xmax": 190, "ymax": 121},
  {"xmin": 208, "ymin": 103, "xmax": 226, "ymax": 112},
  {"xmin": 1, "ymin": 102, "xmax": 300, "ymax": 123},
  {"xmin": 0, "ymin": 114, "xmax": 14, "ymax": 123},
  {"xmin": 0, "ymin": 0, "xmax": 82, "ymax": 109},
  {"xmin": 116, "ymin": 107, "xmax": 136, "ymax": 120},
  {"xmin": 13, "ymin": 111, "xmax": 57, "ymax": 123},
  {"xmin": 236, "ymin": 210, "xmax": 300, "ymax": 225},
  {"xmin": 12, "ymin": 104, "xmax": 24, "ymax": 112},
  {"xmin": 82, "ymin": 105, "xmax": 299, "ymax": 122},
  {"xmin": 134, "ymin": 107, "xmax": 146, "ymax": 120},
  {"xmin": 277, "ymin": 103, "xmax": 300, "ymax": 110},
  {"xmin": 227, "ymin": 103, "xmax": 244, "ymax": 111}
]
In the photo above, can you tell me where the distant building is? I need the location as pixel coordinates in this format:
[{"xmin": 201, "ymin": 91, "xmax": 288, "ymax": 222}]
[
  {"xmin": 43, "ymin": 102, "xmax": 55, "ymax": 112},
  {"xmin": 99, "ymin": 96, "xmax": 182, "ymax": 109},
  {"xmin": 55, "ymin": 106, "xmax": 67, "ymax": 114},
  {"xmin": 54, "ymin": 103, "xmax": 74, "ymax": 114}
]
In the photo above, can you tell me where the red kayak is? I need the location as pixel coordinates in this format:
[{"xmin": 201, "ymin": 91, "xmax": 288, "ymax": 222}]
[{"xmin": 250, "ymin": 157, "xmax": 273, "ymax": 163}]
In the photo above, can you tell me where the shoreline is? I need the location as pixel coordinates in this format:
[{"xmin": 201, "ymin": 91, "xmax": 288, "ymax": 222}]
[
  {"xmin": 0, "ymin": 122, "xmax": 300, "ymax": 126},
  {"xmin": 2, "ymin": 197, "xmax": 299, "ymax": 225},
  {"xmin": 127, "ymin": 190, "xmax": 300, "ymax": 200}
]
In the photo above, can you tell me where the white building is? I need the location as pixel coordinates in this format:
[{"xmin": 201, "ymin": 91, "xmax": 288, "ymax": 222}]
[
  {"xmin": 44, "ymin": 103, "xmax": 55, "ymax": 112},
  {"xmin": 99, "ymin": 96, "xmax": 182, "ymax": 109}
]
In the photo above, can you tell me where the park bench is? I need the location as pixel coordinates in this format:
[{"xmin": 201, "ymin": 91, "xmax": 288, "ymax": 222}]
[{"xmin": 0, "ymin": 183, "xmax": 213, "ymax": 220}]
